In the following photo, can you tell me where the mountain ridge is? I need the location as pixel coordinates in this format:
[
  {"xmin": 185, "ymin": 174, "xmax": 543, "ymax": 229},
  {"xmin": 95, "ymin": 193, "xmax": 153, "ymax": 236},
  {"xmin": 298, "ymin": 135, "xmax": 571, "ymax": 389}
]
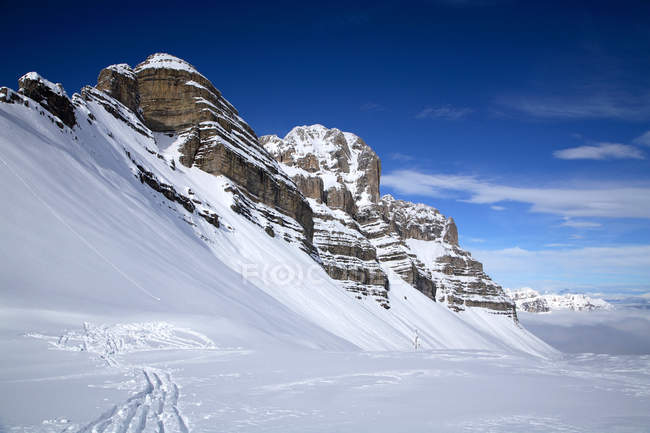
[{"xmin": 0, "ymin": 52, "xmax": 550, "ymax": 356}]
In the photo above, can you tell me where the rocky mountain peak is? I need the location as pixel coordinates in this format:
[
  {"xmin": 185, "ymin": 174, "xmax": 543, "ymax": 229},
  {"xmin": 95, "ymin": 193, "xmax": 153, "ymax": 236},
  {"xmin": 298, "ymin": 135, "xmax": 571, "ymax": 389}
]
[
  {"xmin": 17, "ymin": 72, "xmax": 76, "ymax": 128},
  {"xmin": 96, "ymin": 64, "xmax": 140, "ymax": 115},
  {"xmin": 507, "ymin": 288, "xmax": 612, "ymax": 313},
  {"xmin": 264, "ymin": 125, "xmax": 516, "ymax": 318},
  {"xmin": 134, "ymin": 53, "xmax": 204, "ymax": 77},
  {"xmin": 91, "ymin": 53, "xmax": 316, "ymax": 244},
  {"xmin": 380, "ymin": 194, "xmax": 459, "ymax": 246},
  {"xmin": 262, "ymin": 124, "xmax": 381, "ymax": 209}
]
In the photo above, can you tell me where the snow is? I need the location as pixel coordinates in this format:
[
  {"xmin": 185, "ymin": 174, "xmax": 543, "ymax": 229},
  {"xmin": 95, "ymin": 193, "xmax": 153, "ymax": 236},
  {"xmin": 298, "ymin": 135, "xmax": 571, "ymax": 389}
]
[
  {"xmin": 0, "ymin": 85, "xmax": 648, "ymax": 432},
  {"xmin": 262, "ymin": 124, "xmax": 375, "ymax": 203},
  {"xmin": 19, "ymin": 72, "xmax": 67, "ymax": 97},
  {"xmin": 406, "ymin": 238, "xmax": 454, "ymax": 263},
  {"xmin": 507, "ymin": 288, "xmax": 613, "ymax": 312},
  {"xmin": 134, "ymin": 53, "xmax": 203, "ymax": 76},
  {"xmin": 105, "ymin": 63, "xmax": 136, "ymax": 78}
]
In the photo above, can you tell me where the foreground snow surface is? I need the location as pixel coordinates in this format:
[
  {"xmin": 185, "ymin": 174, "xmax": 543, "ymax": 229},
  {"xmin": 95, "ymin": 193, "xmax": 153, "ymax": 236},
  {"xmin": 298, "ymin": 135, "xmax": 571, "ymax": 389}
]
[
  {"xmin": 2, "ymin": 314, "xmax": 650, "ymax": 433},
  {"xmin": 1, "ymin": 87, "xmax": 649, "ymax": 431}
]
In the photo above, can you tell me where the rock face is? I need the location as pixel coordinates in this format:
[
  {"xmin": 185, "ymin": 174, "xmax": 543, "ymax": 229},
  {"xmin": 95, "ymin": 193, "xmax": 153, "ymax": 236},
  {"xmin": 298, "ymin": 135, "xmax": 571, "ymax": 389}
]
[
  {"xmin": 94, "ymin": 53, "xmax": 314, "ymax": 243},
  {"xmin": 378, "ymin": 195, "xmax": 514, "ymax": 316},
  {"xmin": 262, "ymin": 125, "xmax": 381, "ymax": 208},
  {"xmin": 262, "ymin": 126, "xmax": 389, "ymax": 304},
  {"xmin": 5, "ymin": 56, "xmax": 517, "ymax": 320},
  {"xmin": 263, "ymin": 125, "xmax": 516, "ymax": 318},
  {"xmin": 356, "ymin": 203, "xmax": 436, "ymax": 300},
  {"xmin": 96, "ymin": 64, "xmax": 141, "ymax": 116},
  {"xmin": 507, "ymin": 288, "xmax": 612, "ymax": 313},
  {"xmin": 18, "ymin": 72, "xmax": 76, "ymax": 128}
]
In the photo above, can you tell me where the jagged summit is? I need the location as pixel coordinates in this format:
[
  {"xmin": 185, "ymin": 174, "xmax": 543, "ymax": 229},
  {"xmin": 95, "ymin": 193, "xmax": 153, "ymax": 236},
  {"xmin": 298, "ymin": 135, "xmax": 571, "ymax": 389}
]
[
  {"xmin": 134, "ymin": 52, "xmax": 203, "ymax": 76},
  {"xmin": 507, "ymin": 288, "xmax": 613, "ymax": 313},
  {"xmin": 263, "ymin": 124, "xmax": 382, "ymax": 207},
  {"xmin": 103, "ymin": 63, "xmax": 136, "ymax": 78},
  {"xmin": 93, "ymin": 53, "xmax": 315, "ymax": 245},
  {"xmin": 263, "ymin": 125, "xmax": 516, "ymax": 318},
  {"xmin": 19, "ymin": 72, "xmax": 67, "ymax": 97}
]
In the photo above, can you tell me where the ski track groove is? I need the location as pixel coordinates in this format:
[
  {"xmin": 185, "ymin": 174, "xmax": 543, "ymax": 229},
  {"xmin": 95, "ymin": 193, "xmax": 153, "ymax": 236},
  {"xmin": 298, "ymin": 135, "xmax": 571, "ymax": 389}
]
[
  {"xmin": 31, "ymin": 322, "xmax": 216, "ymax": 433},
  {"xmin": 77, "ymin": 368, "xmax": 188, "ymax": 433}
]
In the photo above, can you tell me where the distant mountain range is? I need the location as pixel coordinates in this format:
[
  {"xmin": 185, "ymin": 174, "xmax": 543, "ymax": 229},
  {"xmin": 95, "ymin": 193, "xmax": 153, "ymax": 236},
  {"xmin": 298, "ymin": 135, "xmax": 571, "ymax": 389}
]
[{"xmin": 506, "ymin": 288, "xmax": 613, "ymax": 313}]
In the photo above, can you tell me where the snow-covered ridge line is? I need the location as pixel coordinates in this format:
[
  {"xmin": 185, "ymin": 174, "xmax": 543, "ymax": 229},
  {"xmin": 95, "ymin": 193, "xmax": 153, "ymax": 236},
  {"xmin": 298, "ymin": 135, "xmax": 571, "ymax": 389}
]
[
  {"xmin": 0, "ymin": 55, "xmax": 552, "ymax": 357},
  {"xmin": 19, "ymin": 72, "xmax": 67, "ymax": 97},
  {"xmin": 134, "ymin": 52, "xmax": 203, "ymax": 76},
  {"xmin": 506, "ymin": 287, "xmax": 613, "ymax": 313}
]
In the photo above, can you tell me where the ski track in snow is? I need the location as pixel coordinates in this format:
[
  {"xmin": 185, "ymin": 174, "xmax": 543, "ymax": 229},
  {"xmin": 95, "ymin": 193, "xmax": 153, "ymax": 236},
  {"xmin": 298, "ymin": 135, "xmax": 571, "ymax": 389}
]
[
  {"xmin": 26, "ymin": 322, "xmax": 217, "ymax": 433},
  {"xmin": 77, "ymin": 368, "xmax": 189, "ymax": 433}
]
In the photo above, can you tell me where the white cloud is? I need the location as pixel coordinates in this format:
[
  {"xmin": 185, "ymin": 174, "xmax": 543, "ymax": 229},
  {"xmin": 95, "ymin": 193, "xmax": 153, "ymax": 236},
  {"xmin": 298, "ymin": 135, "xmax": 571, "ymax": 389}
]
[
  {"xmin": 390, "ymin": 152, "xmax": 415, "ymax": 161},
  {"xmin": 472, "ymin": 245, "xmax": 650, "ymax": 293},
  {"xmin": 543, "ymin": 243, "xmax": 574, "ymax": 248},
  {"xmin": 559, "ymin": 219, "xmax": 602, "ymax": 229},
  {"xmin": 553, "ymin": 142, "xmax": 644, "ymax": 160},
  {"xmin": 360, "ymin": 102, "xmax": 386, "ymax": 112},
  {"xmin": 381, "ymin": 170, "xmax": 650, "ymax": 218},
  {"xmin": 633, "ymin": 131, "xmax": 650, "ymax": 146},
  {"xmin": 499, "ymin": 91, "xmax": 650, "ymax": 120},
  {"xmin": 490, "ymin": 205, "xmax": 506, "ymax": 211},
  {"xmin": 416, "ymin": 105, "xmax": 473, "ymax": 120}
]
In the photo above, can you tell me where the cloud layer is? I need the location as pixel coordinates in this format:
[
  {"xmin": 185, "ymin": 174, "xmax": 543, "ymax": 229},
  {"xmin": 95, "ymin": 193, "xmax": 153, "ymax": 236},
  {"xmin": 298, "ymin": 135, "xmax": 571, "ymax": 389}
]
[
  {"xmin": 520, "ymin": 309, "xmax": 650, "ymax": 355},
  {"xmin": 472, "ymin": 244, "xmax": 650, "ymax": 292},
  {"xmin": 633, "ymin": 131, "xmax": 650, "ymax": 146},
  {"xmin": 382, "ymin": 170, "xmax": 650, "ymax": 218},
  {"xmin": 554, "ymin": 142, "xmax": 645, "ymax": 160},
  {"xmin": 499, "ymin": 91, "xmax": 650, "ymax": 121},
  {"xmin": 416, "ymin": 105, "xmax": 473, "ymax": 120}
]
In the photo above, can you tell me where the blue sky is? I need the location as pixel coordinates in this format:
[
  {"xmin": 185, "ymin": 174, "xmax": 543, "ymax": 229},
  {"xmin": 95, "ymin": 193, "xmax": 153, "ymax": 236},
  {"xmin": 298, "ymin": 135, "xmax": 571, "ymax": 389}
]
[{"xmin": 2, "ymin": 0, "xmax": 649, "ymax": 295}]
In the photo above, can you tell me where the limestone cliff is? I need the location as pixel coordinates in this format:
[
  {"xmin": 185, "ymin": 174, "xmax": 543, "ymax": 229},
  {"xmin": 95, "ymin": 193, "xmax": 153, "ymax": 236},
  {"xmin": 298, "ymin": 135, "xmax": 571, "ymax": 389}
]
[
  {"xmin": 94, "ymin": 54, "xmax": 314, "ymax": 247},
  {"xmin": 262, "ymin": 126, "xmax": 390, "ymax": 305},
  {"xmin": 263, "ymin": 125, "xmax": 516, "ymax": 318}
]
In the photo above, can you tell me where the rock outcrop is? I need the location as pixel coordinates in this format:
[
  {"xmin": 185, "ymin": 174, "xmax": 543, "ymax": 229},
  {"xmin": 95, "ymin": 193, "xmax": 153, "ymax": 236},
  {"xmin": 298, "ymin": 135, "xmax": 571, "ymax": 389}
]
[
  {"xmin": 96, "ymin": 64, "xmax": 141, "ymax": 116},
  {"xmin": 263, "ymin": 125, "xmax": 516, "ymax": 318},
  {"xmin": 93, "ymin": 53, "xmax": 314, "ymax": 244},
  {"xmin": 377, "ymin": 195, "xmax": 514, "ymax": 316},
  {"xmin": 18, "ymin": 72, "xmax": 76, "ymax": 128},
  {"xmin": 263, "ymin": 126, "xmax": 390, "ymax": 305}
]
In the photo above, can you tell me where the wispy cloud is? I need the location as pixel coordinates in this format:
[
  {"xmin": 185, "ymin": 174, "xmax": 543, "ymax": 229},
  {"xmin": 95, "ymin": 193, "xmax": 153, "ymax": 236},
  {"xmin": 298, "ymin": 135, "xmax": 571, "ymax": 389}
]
[
  {"xmin": 498, "ymin": 91, "xmax": 650, "ymax": 121},
  {"xmin": 472, "ymin": 244, "xmax": 650, "ymax": 293},
  {"xmin": 559, "ymin": 219, "xmax": 602, "ymax": 229},
  {"xmin": 360, "ymin": 102, "xmax": 386, "ymax": 112},
  {"xmin": 416, "ymin": 105, "xmax": 473, "ymax": 120},
  {"xmin": 553, "ymin": 142, "xmax": 645, "ymax": 160},
  {"xmin": 633, "ymin": 131, "xmax": 650, "ymax": 147},
  {"xmin": 382, "ymin": 169, "xmax": 650, "ymax": 218},
  {"xmin": 390, "ymin": 152, "xmax": 416, "ymax": 161},
  {"xmin": 490, "ymin": 205, "xmax": 506, "ymax": 211}
]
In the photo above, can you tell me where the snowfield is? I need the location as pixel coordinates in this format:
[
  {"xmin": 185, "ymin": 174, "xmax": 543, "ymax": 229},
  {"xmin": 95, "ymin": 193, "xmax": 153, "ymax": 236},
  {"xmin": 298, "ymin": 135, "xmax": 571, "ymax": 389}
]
[{"xmin": 0, "ymin": 85, "xmax": 649, "ymax": 432}]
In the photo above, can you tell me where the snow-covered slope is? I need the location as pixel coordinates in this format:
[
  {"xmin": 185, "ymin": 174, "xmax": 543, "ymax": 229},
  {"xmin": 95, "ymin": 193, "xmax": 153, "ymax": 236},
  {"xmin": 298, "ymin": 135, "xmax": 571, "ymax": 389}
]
[
  {"xmin": 5, "ymin": 55, "xmax": 650, "ymax": 433},
  {"xmin": 507, "ymin": 288, "xmax": 613, "ymax": 313},
  {"xmin": 0, "ymin": 63, "xmax": 550, "ymax": 356}
]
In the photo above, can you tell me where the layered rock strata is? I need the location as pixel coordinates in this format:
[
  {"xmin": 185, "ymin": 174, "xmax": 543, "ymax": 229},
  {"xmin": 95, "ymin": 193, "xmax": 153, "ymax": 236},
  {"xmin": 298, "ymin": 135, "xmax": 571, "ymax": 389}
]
[
  {"xmin": 95, "ymin": 54, "xmax": 314, "ymax": 243},
  {"xmin": 263, "ymin": 125, "xmax": 516, "ymax": 318},
  {"xmin": 262, "ymin": 126, "xmax": 390, "ymax": 304}
]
